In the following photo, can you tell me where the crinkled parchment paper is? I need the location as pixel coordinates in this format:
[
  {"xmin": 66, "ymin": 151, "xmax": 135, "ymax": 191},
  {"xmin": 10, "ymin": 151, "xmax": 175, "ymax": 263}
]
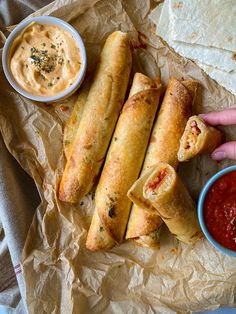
[{"xmin": 0, "ymin": 0, "xmax": 236, "ymax": 313}]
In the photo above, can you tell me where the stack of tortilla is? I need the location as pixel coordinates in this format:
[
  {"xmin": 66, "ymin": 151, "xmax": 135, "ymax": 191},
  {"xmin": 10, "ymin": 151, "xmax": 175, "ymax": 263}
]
[{"xmin": 149, "ymin": 0, "xmax": 236, "ymax": 95}]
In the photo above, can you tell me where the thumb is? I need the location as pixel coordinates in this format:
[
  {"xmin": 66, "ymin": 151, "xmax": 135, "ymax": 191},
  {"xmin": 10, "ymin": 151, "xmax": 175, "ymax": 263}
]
[{"xmin": 211, "ymin": 142, "xmax": 236, "ymax": 161}]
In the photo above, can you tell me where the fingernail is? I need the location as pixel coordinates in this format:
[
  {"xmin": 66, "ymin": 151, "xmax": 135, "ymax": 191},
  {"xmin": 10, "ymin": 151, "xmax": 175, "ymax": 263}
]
[
  {"xmin": 199, "ymin": 114, "xmax": 207, "ymax": 121},
  {"xmin": 211, "ymin": 151, "xmax": 227, "ymax": 160}
]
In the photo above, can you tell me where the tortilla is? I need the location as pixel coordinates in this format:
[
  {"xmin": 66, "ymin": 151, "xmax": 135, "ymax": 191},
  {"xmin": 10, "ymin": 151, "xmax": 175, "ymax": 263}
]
[
  {"xmin": 149, "ymin": 1, "xmax": 236, "ymax": 73},
  {"xmin": 126, "ymin": 78, "xmax": 198, "ymax": 247},
  {"xmin": 86, "ymin": 73, "xmax": 161, "ymax": 250},
  {"xmin": 178, "ymin": 115, "xmax": 223, "ymax": 162},
  {"xmin": 149, "ymin": 1, "xmax": 236, "ymax": 95},
  {"xmin": 63, "ymin": 81, "xmax": 90, "ymax": 160},
  {"xmin": 59, "ymin": 31, "xmax": 132, "ymax": 203},
  {"xmin": 169, "ymin": 0, "xmax": 236, "ymax": 52},
  {"xmin": 143, "ymin": 163, "xmax": 203, "ymax": 244}
]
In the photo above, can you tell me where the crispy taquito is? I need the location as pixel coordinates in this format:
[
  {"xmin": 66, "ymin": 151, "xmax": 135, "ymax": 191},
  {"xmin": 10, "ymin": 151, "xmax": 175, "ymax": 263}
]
[
  {"xmin": 142, "ymin": 163, "xmax": 203, "ymax": 244},
  {"xmin": 126, "ymin": 78, "xmax": 198, "ymax": 248},
  {"xmin": 178, "ymin": 115, "xmax": 223, "ymax": 162},
  {"xmin": 59, "ymin": 31, "xmax": 132, "ymax": 203},
  {"xmin": 86, "ymin": 73, "xmax": 161, "ymax": 250}
]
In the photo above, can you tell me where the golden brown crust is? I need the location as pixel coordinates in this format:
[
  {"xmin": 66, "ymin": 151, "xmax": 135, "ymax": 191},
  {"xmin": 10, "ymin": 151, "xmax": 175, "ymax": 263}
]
[
  {"xmin": 97, "ymin": 87, "xmax": 161, "ymax": 244},
  {"xmin": 85, "ymin": 209, "xmax": 116, "ymax": 251},
  {"xmin": 59, "ymin": 31, "xmax": 132, "ymax": 203},
  {"xmin": 144, "ymin": 78, "xmax": 197, "ymax": 169},
  {"xmin": 63, "ymin": 82, "xmax": 91, "ymax": 160},
  {"xmin": 143, "ymin": 163, "xmax": 203, "ymax": 244},
  {"xmin": 126, "ymin": 78, "xmax": 198, "ymax": 245},
  {"xmin": 86, "ymin": 73, "xmax": 162, "ymax": 250},
  {"xmin": 181, "ymin": 80, "xmax": 199, "ymax": 101},
  {"xmin": 126, "ymin": 203, "xmax": 162, "ymax": 239},
  {"xmin": 178, "ymin": 115, "xmax": 223, "ymax": 161},
  {"xmin": 133, "ymin": 229, "xmax": 161, "ymax": 249}
]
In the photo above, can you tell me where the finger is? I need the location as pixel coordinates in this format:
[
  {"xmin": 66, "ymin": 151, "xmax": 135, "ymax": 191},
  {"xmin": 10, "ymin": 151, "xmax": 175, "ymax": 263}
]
[
  {"xmin": 211, "ymin": 141, "xmax": 236, "ymax": 161},
  {"xmin": 199, "ymin": 109, "xmax": 236, "ymax": 126}
]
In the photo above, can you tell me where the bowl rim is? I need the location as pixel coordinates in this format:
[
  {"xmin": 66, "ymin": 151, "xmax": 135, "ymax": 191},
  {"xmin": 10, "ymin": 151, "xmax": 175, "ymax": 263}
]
[
  {"xmin": 2, "ymin": 15, "xmax": 86, "ymax": 102},
  {"xmin": 198, "ymin": 164, "xmax": 236, "ymax": 257}
]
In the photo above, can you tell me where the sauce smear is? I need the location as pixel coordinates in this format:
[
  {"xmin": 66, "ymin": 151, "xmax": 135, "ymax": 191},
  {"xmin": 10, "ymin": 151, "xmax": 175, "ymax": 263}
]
[
  {"xmin": 147, "ymin": 169, "xmax": 167, "ymax": 191},
  {"xmin": 204, "ymin": 170, "xmax": 236, "ymax": 251}
]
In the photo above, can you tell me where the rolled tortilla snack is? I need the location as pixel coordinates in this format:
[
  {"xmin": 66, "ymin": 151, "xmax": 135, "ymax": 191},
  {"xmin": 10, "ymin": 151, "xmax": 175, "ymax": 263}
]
[
  {"xmin": 143, "ymin": 163, "xmax": 203, "ymax": 244},
  {"xmin": 63, "ymin": 81, "xmax": 90, "ymax": 160},
  {"xmin": 132, "ymin": 227, "xmax": 162, "ymax": 249},
  {"xmin": 178, "ymin": 115, "xmax": 223, "ymax": 162},
  {"xmin": 86, "ymin": 73, "xmax": 161, "ymax": 250},
  {"xmin": 59, "ymin": 31, "xmax": 132, "ymax": 203},
  {"xmin": 126, "ymin": 78, "xmax": 198, "ymax": 248},
  {"xmin": 86, "ymin": 207, "xmax": 116, "ymax": 251}
]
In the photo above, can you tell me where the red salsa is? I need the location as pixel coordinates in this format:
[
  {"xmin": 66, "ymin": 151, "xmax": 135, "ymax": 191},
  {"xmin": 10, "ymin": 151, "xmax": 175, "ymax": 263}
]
[{"xmin": 204, "ymin": 170, "xmax": 236, "ymax": 251}]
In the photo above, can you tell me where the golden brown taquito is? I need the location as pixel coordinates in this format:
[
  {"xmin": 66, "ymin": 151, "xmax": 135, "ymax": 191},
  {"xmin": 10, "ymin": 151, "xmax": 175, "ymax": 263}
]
[
  {"xmin": 178, "ymin": 115, "xmax": 223, "ymax": 162},
  {"xmin": 143, "ymin": 163, "xmax": 203, "ymax": 244},
  {"xmin": 63, "ymin": 82, "xmax": 90, "ymax": 160},
  {"xmin": 86, "ymin": 73, "xmax": 161, "ymax": 251},
  {"xmin": 59, "ymin": 31, "xmax": 132, "ymax": 203},
  {"xmin": 126, "ymin": 78, "xmax": 198, "ymax": 248}
]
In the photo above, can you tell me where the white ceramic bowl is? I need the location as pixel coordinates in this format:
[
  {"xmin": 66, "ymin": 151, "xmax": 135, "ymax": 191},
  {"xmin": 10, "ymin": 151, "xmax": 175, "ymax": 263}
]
[{"xmin": 2, "ymin": 16, "xmax": 86, "ymax": 102}]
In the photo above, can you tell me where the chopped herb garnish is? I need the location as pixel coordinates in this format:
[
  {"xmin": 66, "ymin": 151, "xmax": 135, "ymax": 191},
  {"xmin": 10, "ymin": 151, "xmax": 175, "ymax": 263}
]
[
  {"xmin": 58, "ymin": 57, "xmax": 64, "ymax": 65},
  {"xmin": 108, "ymin": 205, "xmax": 115, "ymax": 218},
  {"xmin": 29, "ymin": 46, "xmax": 64, "ymax": 74},
  {"xmin": 114, "ymin": 137, "xmax": 118, "ymax": 141},
  {"xmin": 50, "ymin": 44, "xmax": 56, "ymax": 49},
  {"xmin": 25, "ymin": 64, "xmax": 28, "ymax": 68},
  {"xmin": 151, "ymin": 227, "xmax": 162, "ymax": 240},
  {"xmin": 48, "ymin": 82, "xmax": 53, "ymax": 87},
  {"xmin": 40, "ymin": 50, "xmax": 48, "ymax": 55},
  {"xmin": 42, "ymin": 43, "xmax": 46, "ymax": 47},
  {"xmin": 30, "ymin": 55, "xmax": 41, "ymax": 62},
  {"xmin": 99, "ymin": 226, "xmax": 104, "ymax": 232},
  {"xmin": 21, "ymin": 46, "xmax": 25, "ymax": 49}
]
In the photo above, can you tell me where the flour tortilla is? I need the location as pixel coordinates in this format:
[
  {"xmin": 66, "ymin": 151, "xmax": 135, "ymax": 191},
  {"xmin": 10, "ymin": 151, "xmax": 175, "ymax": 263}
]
[
  {"xmin": 149, "ymin": 1, "xmax": 236, "ymax": 73},
  {"xmin": 169, "ymin": 0, "xmax": 236, "ymax": 52},
  {"xmin": 149, "ymin": 1, "xmax": 236, "ymax": 95}
]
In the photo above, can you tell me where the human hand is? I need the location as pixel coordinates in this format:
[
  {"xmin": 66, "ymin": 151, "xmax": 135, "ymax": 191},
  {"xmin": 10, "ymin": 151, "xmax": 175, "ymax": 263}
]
[{"xmin": 200, "ymin": 109, "xmax": 236, "ymax": 161}]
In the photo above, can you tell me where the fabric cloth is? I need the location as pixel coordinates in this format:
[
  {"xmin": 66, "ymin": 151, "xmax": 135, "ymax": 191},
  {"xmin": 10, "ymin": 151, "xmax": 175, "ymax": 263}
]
[
  {"xmin": 0, "ymin": 134, "xmax": 40, "ymax": 313},
  {"xmin": 0, "ymin": 2, "xmax": 52, "ymax": 313},
  {"xmin": 0, "ymin": 0, "xmax": 52, "ymax": 29}
]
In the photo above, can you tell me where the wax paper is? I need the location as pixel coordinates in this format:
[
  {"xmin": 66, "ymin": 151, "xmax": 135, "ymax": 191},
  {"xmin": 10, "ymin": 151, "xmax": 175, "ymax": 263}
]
[{"xmin": 0, "ymin": 0, "xmax": 236, "ymax": 313}]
